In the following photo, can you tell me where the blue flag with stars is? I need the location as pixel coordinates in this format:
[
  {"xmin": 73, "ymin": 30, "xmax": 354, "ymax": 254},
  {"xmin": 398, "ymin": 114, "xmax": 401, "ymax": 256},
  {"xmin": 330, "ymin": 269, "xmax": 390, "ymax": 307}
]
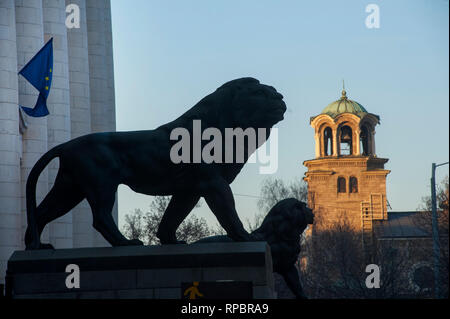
[{"xmin": 19, "ymin": 38, "xmax": 53, "ymax": 117}]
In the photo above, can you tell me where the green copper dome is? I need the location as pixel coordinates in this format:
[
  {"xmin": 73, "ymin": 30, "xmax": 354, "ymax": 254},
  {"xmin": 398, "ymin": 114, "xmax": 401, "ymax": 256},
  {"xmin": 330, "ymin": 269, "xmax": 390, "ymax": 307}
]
[{"xmin": 321, "ymin": 89, "xmax": 368, "ymax": 118}]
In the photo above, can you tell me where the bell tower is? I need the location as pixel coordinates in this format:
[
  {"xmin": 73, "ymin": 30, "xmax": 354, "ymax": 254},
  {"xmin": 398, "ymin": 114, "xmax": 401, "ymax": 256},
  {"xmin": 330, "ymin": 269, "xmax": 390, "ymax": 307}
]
[{"xmin": 303, "ymin": 86, "xmax": 390, "ymax": 238}]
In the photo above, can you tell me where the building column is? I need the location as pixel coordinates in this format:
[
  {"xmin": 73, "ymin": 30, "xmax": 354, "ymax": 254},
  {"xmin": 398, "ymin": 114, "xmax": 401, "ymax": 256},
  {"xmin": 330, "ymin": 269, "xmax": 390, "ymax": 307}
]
[
  {"xmin": 87, "ymin": 0, "xmax": 116, "ymax": 246},
  {"xmin": 43, "ymin": 0, "xmax": 73, "ymax": 248},
  {"xmin": 86, "ymin": 0, "xmax": 109, "ymax": 133},
  {"xmin": 104, "ymin": 0, "xmax": 116, "ymax": 132},
  {"xmin": 0, "ymin": 0, "xmax": 21, "ymax": 285},
  {"xmin": 15, "ymin": 0, "xmax": 49, "ymax": 247},
  {"xmin": 103, "ymin": 0, "xmax": 119, "ymax": 234},
  {"xmin": 66, "ymin": 0, "xmax": 93, "ymax": 248}
]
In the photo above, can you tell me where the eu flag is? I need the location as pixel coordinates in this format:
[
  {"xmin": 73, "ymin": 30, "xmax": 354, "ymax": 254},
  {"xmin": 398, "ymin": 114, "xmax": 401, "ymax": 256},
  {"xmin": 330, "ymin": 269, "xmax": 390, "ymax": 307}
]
[{"xmin": 19, "ymin": 38, "xmax": 53, "ymax": 117}]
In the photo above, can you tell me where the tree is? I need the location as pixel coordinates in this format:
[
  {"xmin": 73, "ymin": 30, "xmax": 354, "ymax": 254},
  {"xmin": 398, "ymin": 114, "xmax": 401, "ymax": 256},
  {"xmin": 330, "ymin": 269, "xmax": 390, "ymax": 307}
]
[
  {"xmin": 245, "ymin": 212, "xmax": 266, "ymax": 233},
  {"xmin": 122, "ymin": 208, "xmax": 145, "ymax": 241},
  {"xmin": 246, "ymin": 177, "xmax": 308, "ymax": 234},
  {"xmin": 122, "ymin": 196, "xmax": 211, "ymax": 244},
  {"xmin": 413, "ymin": 175, "xmax": 449, "ymax": 298},
  {"xmin": 415, "ymin": 175, "xmax": 449, "ymax": 235},
  {"xmin": 257, "ymin": 177, "xmax": 308, "ymax": 215},
  {"xmin": 301, "ymin": 212, "xmax": 414, "ymax": 298}
]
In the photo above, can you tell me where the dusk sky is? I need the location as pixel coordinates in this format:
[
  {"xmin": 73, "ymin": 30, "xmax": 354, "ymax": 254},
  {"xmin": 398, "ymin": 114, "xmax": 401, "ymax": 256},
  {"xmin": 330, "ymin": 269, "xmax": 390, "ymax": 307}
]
[{"xmin": 110, "ymin": 0, "xmax": 449, "ymax": 228}]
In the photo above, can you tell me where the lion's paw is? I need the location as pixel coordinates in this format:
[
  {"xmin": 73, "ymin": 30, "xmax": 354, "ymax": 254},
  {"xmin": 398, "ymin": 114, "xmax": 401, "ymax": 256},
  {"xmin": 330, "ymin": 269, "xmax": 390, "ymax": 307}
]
[
  {"xmin": 124, "ymin": 239, "xmax": 144, "ymax": 246},
  {"xmin": 39, "ymin": 243, "xmax": 55, "ymax": 250}
]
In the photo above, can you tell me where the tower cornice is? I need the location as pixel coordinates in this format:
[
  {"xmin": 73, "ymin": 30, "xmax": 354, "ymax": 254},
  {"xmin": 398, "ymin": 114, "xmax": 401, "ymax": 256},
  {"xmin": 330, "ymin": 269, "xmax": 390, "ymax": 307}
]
[{"xmin": 303, "ymin": 156, "xmax": 389, "ymax": 170}]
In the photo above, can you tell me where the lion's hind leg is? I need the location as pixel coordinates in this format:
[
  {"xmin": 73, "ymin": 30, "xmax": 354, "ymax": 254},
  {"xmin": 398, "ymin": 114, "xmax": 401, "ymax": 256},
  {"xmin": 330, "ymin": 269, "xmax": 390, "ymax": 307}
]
[
  {"xmin": 25, "ymin": 170, "xmax": 84, "ymax": 249},
  {"xmin": 86, "ymin": 187, "xmax": 143, "ymax": 247}
]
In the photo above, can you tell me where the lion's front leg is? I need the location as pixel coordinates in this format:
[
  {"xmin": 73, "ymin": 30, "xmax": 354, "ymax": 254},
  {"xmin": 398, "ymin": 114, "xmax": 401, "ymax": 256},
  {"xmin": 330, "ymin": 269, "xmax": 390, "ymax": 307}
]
[
  {"xmin": 280, "ymin": 265, "xmax": 308, "ymax": 299},
  {"xmin": 157, "ymin": 193, "xmax": 200, "ymax": 244},
  {"xmin": 203, "ymin": 179, "xmax": 251, "ymax": 242}
]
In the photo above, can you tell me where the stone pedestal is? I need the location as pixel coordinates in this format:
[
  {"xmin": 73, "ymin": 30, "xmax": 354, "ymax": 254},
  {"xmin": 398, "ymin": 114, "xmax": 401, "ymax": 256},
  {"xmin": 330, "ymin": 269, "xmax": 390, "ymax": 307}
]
[{"xmin": 6, "ymin": 242, "xmax": 275, "ymax": 299}]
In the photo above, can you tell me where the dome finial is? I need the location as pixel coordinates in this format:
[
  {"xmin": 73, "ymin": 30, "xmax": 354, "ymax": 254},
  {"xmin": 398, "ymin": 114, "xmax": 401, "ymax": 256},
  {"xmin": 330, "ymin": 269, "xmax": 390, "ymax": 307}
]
[{"xmin": 341, "ymin": 79, "xmax": 347, "ymax": 99}]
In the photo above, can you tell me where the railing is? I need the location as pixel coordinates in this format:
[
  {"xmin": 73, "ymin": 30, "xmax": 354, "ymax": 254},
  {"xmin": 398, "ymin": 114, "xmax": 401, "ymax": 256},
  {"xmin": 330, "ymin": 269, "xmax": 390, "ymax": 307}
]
[
  {"xmin": 370, "ymin": 193, "xmax": 385, "ymax": 220},
  {"xmin": 361, "ymin": 201, "xmax": 373, "ymax": 245}
]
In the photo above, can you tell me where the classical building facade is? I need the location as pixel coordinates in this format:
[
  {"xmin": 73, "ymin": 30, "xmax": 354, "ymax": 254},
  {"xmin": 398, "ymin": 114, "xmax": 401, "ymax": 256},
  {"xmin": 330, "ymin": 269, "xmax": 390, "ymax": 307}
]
[
  {"xmin": 0, "ymin": 0, "xmax": 116, "ymax": 285},
  {"xmin": 303, "ymin": 87, "xmax": 390, "ymax": 243}
]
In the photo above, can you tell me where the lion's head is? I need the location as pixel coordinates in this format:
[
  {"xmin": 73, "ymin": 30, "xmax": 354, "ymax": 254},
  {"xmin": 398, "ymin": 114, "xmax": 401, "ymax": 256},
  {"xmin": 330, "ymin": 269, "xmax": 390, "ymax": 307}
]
[
  {"xmin": 252, "ymin": 198, "xmax": 314, "ymax": 272},
  {"xmin": 169, "ymin": 77, "xmax": 287, "ymax": 131},
  {"xmin": 253, "ymin": 198, "xmax": 314, "ymax": 243},
  {"xmin": 216, "ymin": 77, "xmax": 287, "ymax": 129}
]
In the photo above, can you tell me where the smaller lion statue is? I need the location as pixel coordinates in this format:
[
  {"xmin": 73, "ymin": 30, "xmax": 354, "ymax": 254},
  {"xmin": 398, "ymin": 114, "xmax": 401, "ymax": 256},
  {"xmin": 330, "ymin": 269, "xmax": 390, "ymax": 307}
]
[{"xmin": 195, "ymin": 198, "xmax": 314, "ymax": 299}]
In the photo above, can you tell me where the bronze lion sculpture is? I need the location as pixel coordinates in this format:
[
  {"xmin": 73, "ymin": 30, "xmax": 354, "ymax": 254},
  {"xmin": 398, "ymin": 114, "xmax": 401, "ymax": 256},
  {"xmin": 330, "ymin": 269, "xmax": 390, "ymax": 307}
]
[
  {"xmin": 195, "ymin": 198, "xmax": 314, "ymax": 299},
  {"xmin": 25, "ymin": 77, "xmax": 287, "ymax": 249}
]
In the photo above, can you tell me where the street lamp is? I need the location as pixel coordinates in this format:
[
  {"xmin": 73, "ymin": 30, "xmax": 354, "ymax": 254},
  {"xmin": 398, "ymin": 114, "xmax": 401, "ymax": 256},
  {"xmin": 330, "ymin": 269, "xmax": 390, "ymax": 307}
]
[{"xmin": 431, "ymin": 161, "xmax": 448, "ymax": 299}]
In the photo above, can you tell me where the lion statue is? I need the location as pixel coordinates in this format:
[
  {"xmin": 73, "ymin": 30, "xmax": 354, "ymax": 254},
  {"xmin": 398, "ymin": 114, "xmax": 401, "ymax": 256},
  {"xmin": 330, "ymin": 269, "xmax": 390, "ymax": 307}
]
[
  {"xmin": 195, "ymin": 198, "xmax": 314, "ymax": 299},
  {"xmin": 25, "ymin": 77, "xmax": 287, "ymax": 249}
]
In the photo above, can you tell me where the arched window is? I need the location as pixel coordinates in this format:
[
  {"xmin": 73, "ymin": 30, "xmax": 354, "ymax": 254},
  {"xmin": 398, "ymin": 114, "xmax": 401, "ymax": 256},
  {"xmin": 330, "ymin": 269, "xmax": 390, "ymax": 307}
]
[
  {"xmin": 337, "ymin": 177, "xmax": 346, "ymax": 193},
  {"xmin": 323, "ymin": 127, "xmax": 332, "ymax": 156},
  {"xmin": 349, "ymin": 176, "xmax": 358, "ymax": 193},
  {"xmin": 360, "ymin": 125, "xmax": 369, "ymax": 156},
  {"xmin": 339, "ymin": 125, "xmax": 353, "ymax": 155}
]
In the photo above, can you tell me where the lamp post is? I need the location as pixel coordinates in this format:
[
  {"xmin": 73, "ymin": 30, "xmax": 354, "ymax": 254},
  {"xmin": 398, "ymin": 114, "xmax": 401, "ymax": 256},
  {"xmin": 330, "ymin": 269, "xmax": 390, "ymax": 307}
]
[{"xmin": 431, "ymin": 161, "xmax": 448, "ymax": 299}]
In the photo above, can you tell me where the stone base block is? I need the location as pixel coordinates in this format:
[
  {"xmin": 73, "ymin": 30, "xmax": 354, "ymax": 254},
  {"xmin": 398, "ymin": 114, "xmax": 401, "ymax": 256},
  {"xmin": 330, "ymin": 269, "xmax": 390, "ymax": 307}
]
[{"xmin": 6, "ymin": 242, "xmax": 275, "ymax": 299}]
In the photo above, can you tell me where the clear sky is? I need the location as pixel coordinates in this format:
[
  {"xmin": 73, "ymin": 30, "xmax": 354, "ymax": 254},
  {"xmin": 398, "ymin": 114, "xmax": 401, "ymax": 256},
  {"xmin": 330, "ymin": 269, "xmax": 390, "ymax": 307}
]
[{"xmin": 110, "ymin": 0, "xmax": 449, "ymax": 229}]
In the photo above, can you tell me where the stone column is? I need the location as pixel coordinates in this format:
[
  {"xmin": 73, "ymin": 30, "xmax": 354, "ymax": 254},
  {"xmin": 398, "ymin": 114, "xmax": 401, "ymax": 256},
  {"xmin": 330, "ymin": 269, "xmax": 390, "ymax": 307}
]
[
  {"xmin": 42, "ymin": 0, "xmax": 73, "ymax": 248},
  {"xmin": 103, "ymin": 0, "xmax": 118, "ymax": 235},
  {"xmin": 0, "ymin": 0, "xmax": 21, "ymax": 284},
  {"xmin": 87, "ymin": 0, "xmax": 116, "ymax": 246},
  {"xmin": 66, "ymin": 0, "xmax": 93, "ymax": 247},
  {"xmin": 104, "ymin": 0, "xmax": 115, "ymax": 132},
  {"xmin": 371, "ymin": 130, "xmax": 376, "ymax": 156},
  {"xmin": 86, "ymin": 0, "xmax": 108, "ymax": 133},
  {"xmin": 314, "ymin": 131, "xmax": 320, "ymax": 158},
  {"xmin": 332, "ymin": 128, "xmax": 338, "ymax": 156},
  {"xmin": 354, "ymin": 128, "xmax": 361, "ymax": 155},
  {"xmin": 15, "ymin": 0, "xmax": 49, "ymax": 247}
]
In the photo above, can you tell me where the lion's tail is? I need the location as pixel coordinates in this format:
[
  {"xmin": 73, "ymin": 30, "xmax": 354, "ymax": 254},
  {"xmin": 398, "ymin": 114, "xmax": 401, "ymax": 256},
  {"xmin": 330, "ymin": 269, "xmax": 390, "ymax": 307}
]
[{"xmin": 25, "ymin": 145, "xmax": 62, "ymax": 249}]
